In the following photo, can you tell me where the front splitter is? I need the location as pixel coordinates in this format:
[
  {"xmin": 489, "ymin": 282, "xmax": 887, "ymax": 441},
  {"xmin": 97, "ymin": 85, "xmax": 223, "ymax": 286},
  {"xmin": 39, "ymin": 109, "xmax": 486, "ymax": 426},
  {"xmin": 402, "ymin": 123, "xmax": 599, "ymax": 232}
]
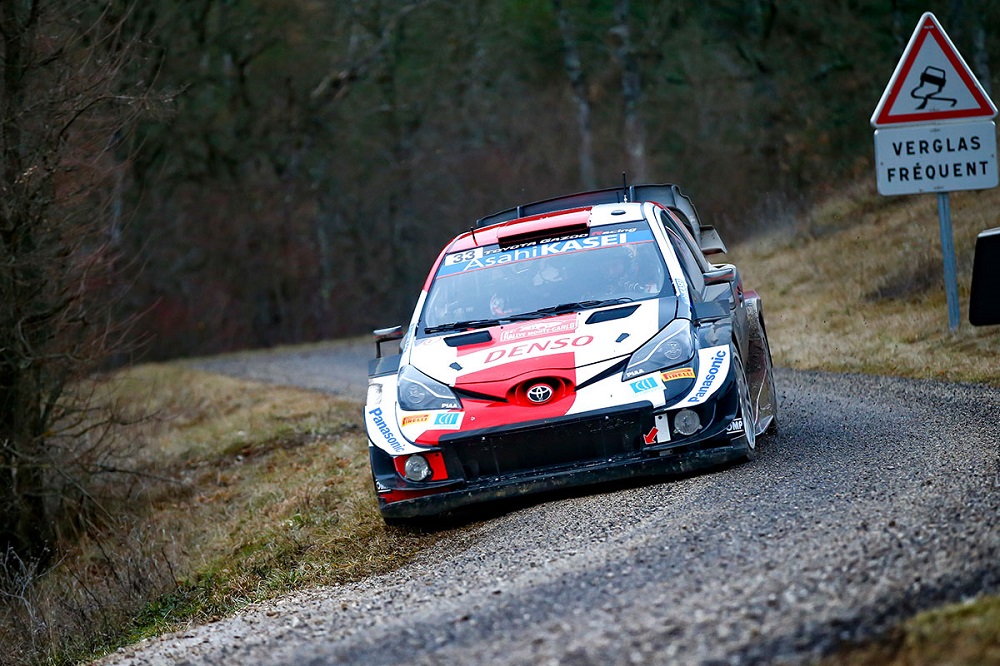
[{"xmin": 379, "ymin": 443, "xmax": 746, "ymax": 519}]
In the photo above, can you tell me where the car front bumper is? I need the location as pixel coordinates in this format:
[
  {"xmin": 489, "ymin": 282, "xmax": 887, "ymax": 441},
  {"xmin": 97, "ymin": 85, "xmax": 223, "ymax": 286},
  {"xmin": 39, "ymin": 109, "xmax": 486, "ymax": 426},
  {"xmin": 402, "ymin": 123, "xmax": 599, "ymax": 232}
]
[{"xmin": 373, "ymin": 375, "xmax": 744, "ymax": 519}]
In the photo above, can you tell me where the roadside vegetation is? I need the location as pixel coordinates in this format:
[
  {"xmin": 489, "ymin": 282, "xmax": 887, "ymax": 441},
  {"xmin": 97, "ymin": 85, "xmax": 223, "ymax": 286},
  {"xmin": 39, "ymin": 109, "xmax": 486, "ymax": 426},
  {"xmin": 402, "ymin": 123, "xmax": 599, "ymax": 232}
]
[
  {"xmin": 730, "ymin": 181, "xmax": 1000, "ymax": 386},
  {"xmin": 1, "ymin": 183, "xmax": 998, "ymax": 665},
  {"xmin": 822, "ymin": 596, "xmax": 1000, "ymax": 666},
  {"xmin": 0, "ymin": 358, "xmax": 455, "ymax": 665}
]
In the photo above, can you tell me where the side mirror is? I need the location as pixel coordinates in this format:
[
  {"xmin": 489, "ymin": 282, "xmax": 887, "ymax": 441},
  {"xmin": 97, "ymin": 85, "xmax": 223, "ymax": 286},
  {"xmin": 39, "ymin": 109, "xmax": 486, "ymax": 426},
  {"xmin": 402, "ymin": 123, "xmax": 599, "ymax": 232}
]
[
  {"xmin": 970, "ymin": 228, "xmax": 1000, "ymax": 326},
  {"xmin": 703, "ymin": 265, "xmax": 736, "ymax": 286},
  {"xmin": 373, "ymin": 325, "xmax": 404, "ymax": 359}
]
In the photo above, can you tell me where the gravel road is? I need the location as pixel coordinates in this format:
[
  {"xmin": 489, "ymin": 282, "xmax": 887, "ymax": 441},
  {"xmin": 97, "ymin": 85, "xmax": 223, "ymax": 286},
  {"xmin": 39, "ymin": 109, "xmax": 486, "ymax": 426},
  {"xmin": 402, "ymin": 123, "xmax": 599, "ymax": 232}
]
[{"xmin": 103, "ymin": 343, "xmax": 1000, "ymax": 665}]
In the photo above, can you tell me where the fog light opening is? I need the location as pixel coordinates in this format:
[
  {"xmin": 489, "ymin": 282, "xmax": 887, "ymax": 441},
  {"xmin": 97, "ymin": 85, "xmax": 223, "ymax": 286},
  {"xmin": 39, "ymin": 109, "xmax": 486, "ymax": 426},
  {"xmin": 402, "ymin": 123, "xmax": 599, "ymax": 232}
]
[
  {"xmin": 403, "ymin": 454, "xmax": 433, "ymax": 482},
  {"xmin": 673, "ymin": 409, "xmax": 701, "ymax": 436}
]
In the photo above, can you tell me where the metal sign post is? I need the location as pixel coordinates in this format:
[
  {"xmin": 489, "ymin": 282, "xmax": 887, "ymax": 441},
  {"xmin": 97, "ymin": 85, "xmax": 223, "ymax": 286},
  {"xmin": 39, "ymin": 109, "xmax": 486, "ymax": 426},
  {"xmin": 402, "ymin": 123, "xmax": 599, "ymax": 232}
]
[
  {"xmin": 936, "ymin": 193, "xmax": 960, "ymax": 330},
  {"xmin": 871, "ymin": 12, "xmax": 998, "ymax": 332}
]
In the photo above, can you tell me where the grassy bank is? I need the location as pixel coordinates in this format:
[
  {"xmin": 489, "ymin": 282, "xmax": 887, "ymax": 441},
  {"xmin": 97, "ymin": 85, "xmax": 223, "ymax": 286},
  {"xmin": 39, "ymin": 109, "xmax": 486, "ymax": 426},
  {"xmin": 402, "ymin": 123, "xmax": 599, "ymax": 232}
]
[
  {"xmin": 728, "ymin": 180, "xmax": 1000, "ymax": 385},
  {"xmin": 0, "ymin": 362, "xmax": 456, "ymax": 665},
  {"xmin": 822, "ymin": 596, "xmax": 1000, "ymax": 666}
]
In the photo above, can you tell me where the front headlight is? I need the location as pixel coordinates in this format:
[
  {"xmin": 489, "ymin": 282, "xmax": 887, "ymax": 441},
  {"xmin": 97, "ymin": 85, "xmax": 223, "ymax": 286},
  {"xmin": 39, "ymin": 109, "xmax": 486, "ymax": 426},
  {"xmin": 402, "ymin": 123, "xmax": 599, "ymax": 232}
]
[
  {"xmin": 397, "ymin": 366, "xmax": 462, "ymax": 411},
  {"xmin": 623, "ymin": 319, "xmax": 696, "ymax": 379}
]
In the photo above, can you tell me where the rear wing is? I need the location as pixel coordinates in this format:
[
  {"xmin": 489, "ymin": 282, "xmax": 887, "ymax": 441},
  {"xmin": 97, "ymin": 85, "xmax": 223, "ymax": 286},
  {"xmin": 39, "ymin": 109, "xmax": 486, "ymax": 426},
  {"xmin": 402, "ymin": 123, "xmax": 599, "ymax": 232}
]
[{"xmin": 475, "ymin": 183, "xmax": 726, "ymax": 255}]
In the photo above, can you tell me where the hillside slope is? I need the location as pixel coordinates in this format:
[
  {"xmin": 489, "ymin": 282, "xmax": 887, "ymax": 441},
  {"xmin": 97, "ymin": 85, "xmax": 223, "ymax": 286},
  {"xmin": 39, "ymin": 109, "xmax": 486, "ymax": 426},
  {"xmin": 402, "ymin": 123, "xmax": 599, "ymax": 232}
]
[{"xmin": 729, "ymin": 181, "xmax": 1000, "ymax": 385}]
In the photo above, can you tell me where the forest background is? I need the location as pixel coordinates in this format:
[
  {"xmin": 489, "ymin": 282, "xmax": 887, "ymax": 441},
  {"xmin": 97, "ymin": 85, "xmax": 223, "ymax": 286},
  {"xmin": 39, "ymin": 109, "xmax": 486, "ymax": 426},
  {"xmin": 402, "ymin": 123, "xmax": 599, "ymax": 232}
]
[
  {"xmin": 107, "ymin": 0, "xmax": 999, "ymax": 360},
  {"xmin": 2, "ymin": 1, "xmax": 1000, "ymax": 660}
]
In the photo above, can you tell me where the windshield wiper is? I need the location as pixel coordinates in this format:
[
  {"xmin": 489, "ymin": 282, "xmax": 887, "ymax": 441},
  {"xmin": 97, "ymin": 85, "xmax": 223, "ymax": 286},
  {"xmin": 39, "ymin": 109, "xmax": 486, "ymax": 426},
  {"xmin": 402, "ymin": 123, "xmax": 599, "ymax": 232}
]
[
  {"xmin": 424, "ymin": 299, "xmax": 635, "ymax": 334},
  {"xmin": 424, "ymin": 312, "xmax": 545, "ymax": 334},
  {"xmin": 425, "ymin": 319, "xmax": 500, "ymax": 334},
  {"xmin": 531, "ymin": 298, "xmax": 634, "ymax": 315}
]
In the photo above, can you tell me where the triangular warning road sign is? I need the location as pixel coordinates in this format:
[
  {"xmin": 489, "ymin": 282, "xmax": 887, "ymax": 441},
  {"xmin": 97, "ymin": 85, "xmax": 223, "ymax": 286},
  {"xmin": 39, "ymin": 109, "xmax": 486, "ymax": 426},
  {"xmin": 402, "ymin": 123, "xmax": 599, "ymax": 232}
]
[{"xmin": 871, "ymin": 12, "xmax": 996, "ymax": 127}]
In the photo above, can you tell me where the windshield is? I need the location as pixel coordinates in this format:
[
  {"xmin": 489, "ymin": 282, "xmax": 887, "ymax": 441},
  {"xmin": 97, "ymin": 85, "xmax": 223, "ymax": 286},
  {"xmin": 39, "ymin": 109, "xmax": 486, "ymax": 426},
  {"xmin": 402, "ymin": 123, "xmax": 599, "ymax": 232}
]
[{"xmin": 421, "ymin": 220, "xmax": 670, "ymax": 331}]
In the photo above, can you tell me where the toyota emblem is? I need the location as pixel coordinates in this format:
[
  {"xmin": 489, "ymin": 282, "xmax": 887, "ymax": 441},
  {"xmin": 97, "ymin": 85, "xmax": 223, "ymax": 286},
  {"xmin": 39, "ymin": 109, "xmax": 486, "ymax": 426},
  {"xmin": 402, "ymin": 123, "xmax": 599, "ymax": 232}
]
[{"xmin": 526, "ymin": 383, "xmax": 554, "ymax": 404}]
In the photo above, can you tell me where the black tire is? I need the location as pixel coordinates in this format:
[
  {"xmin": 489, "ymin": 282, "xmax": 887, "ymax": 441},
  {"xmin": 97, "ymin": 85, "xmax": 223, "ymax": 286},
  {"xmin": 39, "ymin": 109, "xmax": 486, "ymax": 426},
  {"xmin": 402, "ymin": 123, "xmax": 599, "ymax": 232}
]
[
  {"xmin": 758, "ymin": 317, "xmax": 779, "ymax": 436},
  {"xmin": 731, "ymin": 347, "xmax": 758, "ymax": 462},
  {"xmin": 746, "ymin": 305, "xmax": 779, "ymax": 438}
]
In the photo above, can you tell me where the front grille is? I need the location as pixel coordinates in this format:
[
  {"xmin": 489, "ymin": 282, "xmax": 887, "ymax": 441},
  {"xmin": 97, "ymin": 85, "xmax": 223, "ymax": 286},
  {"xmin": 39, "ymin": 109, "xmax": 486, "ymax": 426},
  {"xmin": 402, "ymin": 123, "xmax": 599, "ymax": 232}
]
[{"xmin": 443, "ymin": 410, "xmax": 646, "ymax": 482}]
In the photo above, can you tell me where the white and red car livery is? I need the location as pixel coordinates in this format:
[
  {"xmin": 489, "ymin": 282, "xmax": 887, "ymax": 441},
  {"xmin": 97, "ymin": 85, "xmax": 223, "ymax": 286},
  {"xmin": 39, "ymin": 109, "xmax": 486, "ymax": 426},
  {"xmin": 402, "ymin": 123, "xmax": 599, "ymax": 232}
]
[{"xmin": 365, "ymin": 184, "xmax": 778, "ymax": 521}]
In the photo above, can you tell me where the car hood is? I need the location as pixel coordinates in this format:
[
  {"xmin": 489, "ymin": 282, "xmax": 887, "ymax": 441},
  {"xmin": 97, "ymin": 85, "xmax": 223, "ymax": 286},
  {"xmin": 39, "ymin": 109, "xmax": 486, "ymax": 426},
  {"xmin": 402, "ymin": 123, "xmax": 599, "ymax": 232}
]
[{"xmin": 409, "ymin": 297, "xmax": 679, "ymax": 396}]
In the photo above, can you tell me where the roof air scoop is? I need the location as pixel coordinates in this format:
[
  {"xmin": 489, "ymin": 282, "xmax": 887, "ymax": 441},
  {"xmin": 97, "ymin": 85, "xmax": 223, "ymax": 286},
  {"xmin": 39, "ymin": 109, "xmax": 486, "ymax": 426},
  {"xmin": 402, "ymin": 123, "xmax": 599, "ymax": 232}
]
[{"xmin": 496, "ymin": 220, "xmax": 589, "ymax": 249}]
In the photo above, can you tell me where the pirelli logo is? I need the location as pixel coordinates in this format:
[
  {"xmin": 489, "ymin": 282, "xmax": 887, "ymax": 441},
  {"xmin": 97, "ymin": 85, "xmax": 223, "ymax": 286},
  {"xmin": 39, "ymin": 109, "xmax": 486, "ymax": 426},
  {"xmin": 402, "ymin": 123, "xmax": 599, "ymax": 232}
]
[{"xmin": 661, "ymin": 368, "xmax": 695, "ymax": 382}]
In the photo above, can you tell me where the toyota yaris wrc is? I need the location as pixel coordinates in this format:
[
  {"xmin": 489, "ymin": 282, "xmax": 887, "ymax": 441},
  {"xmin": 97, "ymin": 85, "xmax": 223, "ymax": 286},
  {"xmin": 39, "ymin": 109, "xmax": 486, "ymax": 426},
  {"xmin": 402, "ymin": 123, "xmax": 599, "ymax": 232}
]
[{"xmin": 365, "ymin": 184, "xmax": 778, "ymax": 521}]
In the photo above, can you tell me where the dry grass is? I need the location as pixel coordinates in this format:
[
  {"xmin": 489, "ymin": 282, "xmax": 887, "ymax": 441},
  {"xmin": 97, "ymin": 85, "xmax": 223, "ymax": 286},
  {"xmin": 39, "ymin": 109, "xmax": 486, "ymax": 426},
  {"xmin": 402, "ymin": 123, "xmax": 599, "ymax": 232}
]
[
  {"xmin": 0, "ymin": 366, "xmax": 454, "ymax": 665},
  {"xmin": 728, "ymin": 180, "xmax": 1000, "ymax": 385},
  {"xmin": 822, "ymin": 596, "xmax": 1000, "ymax": 666}
]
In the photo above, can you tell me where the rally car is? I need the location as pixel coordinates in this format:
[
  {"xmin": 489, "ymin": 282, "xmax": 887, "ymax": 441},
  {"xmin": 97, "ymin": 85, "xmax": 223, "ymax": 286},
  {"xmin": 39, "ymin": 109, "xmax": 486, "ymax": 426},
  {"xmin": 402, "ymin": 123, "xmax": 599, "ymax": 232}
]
[{"xmin": 365, "ymin": 184, "xmax": 778, "ymax": 521}]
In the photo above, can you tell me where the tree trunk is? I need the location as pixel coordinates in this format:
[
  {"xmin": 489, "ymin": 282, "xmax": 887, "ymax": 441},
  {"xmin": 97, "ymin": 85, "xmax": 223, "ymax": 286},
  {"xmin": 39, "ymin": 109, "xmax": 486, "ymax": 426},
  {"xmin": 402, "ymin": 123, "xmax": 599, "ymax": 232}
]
[
  {"xmin": 972, "ymin": 24, "xmax": 991, "ymax": 96},
  {"xmin": 612, "ymin": 0, "xmax": 648, "ymax": 182},
  {"xmin": 0, "ymin": 0, "xmax": 149, "ymax": 560},
  {"xmin": 0, "ymin": 0, "xmax": 52, "ymax": 557},
  {"xmin": 552, "ymin": 0, "xmax": 596, "ymax": 190}
]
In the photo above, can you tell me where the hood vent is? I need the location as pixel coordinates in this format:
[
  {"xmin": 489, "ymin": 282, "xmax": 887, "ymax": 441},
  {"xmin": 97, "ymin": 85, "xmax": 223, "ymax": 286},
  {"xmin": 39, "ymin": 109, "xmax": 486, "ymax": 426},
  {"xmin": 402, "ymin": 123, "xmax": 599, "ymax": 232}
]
[
  {"xmin": 444, "ymin": 330, "xmax": 492, "ymax": 347},
  {"xmin": 586, "ymin": 304, "xmax": 639, "ymax": 325}
]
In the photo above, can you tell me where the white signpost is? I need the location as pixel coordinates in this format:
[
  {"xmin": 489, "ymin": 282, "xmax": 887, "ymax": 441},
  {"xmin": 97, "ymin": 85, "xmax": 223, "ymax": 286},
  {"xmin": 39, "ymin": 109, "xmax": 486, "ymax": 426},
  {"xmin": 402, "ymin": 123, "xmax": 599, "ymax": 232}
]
[
  {"xmin": 871, "ymin": 12, "xmax": 998, "ymax": 330},
  {"xmin": 873, "ymin": 121, "xmax": 997, "ymax": 196}
]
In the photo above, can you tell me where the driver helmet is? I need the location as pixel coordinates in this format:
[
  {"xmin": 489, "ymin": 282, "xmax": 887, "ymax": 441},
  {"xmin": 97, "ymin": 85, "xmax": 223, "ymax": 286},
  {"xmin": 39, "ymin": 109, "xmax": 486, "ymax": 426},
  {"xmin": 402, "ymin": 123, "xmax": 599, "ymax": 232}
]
[{"xmin": 601, "ymin": 244, "xmax": 637, "ymax": 278}]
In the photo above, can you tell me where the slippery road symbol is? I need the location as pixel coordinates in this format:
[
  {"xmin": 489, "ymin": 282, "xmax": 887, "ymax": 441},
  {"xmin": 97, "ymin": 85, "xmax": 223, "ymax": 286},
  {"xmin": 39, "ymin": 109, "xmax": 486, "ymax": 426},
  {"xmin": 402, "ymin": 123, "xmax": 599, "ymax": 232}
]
[{"xmin": 910, "ymin": 66, "xmax": 958, "ymax": 110}]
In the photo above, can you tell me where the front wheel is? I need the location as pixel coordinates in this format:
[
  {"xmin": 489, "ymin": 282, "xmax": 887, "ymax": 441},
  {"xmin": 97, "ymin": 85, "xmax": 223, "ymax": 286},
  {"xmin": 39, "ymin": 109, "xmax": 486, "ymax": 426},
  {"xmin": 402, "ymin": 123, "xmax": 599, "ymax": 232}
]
[
  {"xmin": 757, "ymin": 317, "xmax": 779, "ymax": 437},
  {"xmin": 731, "ymin": 347, "xmax": 757, "ymax": 461}
]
